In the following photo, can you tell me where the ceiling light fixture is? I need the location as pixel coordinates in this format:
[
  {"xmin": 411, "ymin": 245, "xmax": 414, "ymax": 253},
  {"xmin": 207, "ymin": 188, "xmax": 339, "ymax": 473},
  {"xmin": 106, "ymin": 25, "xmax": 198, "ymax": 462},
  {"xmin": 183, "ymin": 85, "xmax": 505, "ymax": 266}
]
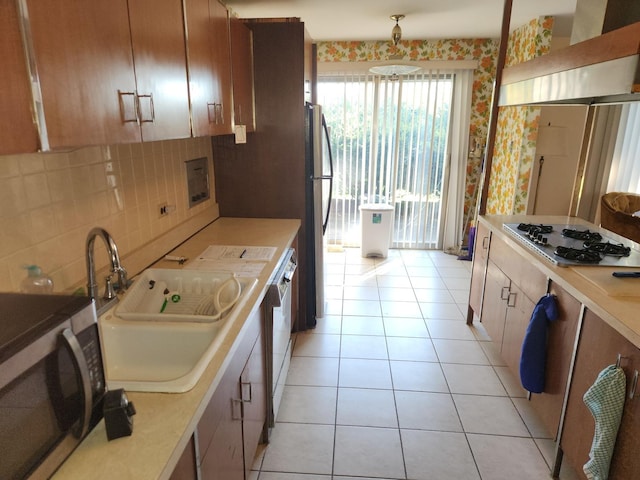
[{"xmin": 390, "ymin": 14, "xmax": 404, "ymax": 46}]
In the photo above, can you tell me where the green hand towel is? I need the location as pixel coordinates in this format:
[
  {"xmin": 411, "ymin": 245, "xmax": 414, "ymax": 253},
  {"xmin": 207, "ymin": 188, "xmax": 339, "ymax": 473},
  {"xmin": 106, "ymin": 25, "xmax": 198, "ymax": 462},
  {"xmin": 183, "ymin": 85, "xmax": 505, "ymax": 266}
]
[{"xmin": 583, "ymin": 365, "xmax": 627, "ymax": 480}]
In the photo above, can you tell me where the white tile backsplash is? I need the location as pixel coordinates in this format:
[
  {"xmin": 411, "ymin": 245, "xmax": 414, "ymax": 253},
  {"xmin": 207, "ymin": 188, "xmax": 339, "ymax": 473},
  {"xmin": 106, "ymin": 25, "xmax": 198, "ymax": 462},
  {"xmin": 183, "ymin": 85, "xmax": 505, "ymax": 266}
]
[{"xmin": 0, "ymin": 137, "xmax": 217, "ymax": 293}]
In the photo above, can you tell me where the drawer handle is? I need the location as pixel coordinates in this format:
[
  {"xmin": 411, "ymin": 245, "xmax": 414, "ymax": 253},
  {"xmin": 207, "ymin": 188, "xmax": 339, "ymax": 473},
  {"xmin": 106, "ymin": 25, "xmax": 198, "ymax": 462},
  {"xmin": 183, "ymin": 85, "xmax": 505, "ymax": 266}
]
[
  {"xmin": 118, "ymin": 90, "xmax": 138, "ymax": 123},
  {"xmin": 137, "ymin": 93, "xmax": 155, "ymax": 123},
  {"xmin": 231, "ymin": 398, "xmax": 243, "ymax": 420},
  {"xmin": 501, "ymin": 286, "xmax": 510, "ymax": 301},
  {"xmin": 241, "ymin": 381, "xmax": 253, "ymax": 403},
  {"xmin": 507, "ymin": 292, "xmax": 517, "ymax": 307}
]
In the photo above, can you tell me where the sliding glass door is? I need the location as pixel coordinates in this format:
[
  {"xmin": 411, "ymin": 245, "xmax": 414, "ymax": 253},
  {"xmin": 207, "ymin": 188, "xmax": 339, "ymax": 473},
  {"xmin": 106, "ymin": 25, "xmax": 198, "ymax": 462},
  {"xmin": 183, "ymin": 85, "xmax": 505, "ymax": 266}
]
[{"xmin": 318, "ymin": 71, "xmax": 454, "ymax": 249}]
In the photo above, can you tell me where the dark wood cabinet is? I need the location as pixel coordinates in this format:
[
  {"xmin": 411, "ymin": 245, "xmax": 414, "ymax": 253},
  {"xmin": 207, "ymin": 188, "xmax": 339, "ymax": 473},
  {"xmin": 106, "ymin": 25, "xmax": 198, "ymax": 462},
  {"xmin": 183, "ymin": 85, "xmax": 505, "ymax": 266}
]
[
  {"xmin": 212, "ymin": 20, "xmax": 314, "ymax": 330},
  {"xmin": 230, "ymin": 16, "xmax": 255, "ymax": 132},
  {"xmin": 196, "ymin": 305, "xmax": 266, "ymax": 480},
  {"xmin": 0, "ymin": 0, "xmax": 38, "ymax": 154},
  {"xmin": 23, "ymin": 0, "xmax": 190, "ymax": 149},
  {"xmin": 561, "ymin": 309, "xmax": 640, "ymax": 479},
  {"xmin": 529, "ymin": 281, "xmax": 580, "ymax": 439},
  {"xmin": 184, "ymin": 0, "xmax": 233, "ymax": 137},
  {"xmin": 169, "ymin": 435, "xmax": 198, "ymax": 480}
]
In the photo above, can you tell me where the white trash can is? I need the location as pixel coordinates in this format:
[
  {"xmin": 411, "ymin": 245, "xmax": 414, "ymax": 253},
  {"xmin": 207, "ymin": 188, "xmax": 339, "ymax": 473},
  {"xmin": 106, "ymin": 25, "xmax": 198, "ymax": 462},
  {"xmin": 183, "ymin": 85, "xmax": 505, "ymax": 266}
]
[{"xmin": 359, "ymin": 203, "xmax": 394, "ymax": 258}]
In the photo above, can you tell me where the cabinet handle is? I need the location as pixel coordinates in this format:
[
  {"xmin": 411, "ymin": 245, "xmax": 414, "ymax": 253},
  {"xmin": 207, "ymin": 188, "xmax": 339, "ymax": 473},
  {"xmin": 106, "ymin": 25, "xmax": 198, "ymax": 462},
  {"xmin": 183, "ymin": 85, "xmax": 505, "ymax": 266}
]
[
  {"xmin": 137, "ymin": 93, "xmax": 155, "ymax": 123},
  {"xmin": 207, "ymin": 102, "xmax": 224, "ymax": 125},
  {"xmin": 241, "ymin": 381, "xmax": 252, "ymax": 403},
  {"xmin": 501, "ymin": 286, "xmax": 510, "ymax": 301},
  {"xmin": 630, "ymin": 370, "xmax": 639, "ymax": 399},
  {"xmin": 507, "ymin": 292, "xmax": 517, "ymax": 307},
  {"xmin": 231, "ymin": 398, "xmax": 242, "ymax": 420},
  {"xmin": 482, "ymin": 236, "xmax": 490, "ymax": 249},
  {"xmin": 118, "ymin": 90, "xmax": 138, "ymax": 123}
]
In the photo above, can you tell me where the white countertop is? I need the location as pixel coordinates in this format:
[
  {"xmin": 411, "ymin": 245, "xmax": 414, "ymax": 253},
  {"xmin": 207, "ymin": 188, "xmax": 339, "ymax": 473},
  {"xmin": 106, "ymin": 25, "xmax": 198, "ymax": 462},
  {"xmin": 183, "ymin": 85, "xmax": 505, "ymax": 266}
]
[{"xmin": 53, "ymin": 217, "xmax": 300, "ymax": 480}]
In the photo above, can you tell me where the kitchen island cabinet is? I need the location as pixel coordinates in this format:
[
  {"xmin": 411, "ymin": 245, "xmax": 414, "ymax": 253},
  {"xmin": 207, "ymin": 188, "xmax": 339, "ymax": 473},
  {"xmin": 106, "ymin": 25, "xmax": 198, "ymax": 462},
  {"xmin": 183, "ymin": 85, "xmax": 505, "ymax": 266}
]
[
  {"xmin": 470, "ymin": 214, "xmax": 640, "ymax": 477},
  {"xmin": 0, "ymin": 0, "xmax": 38, "ymax": 154},
  {"xmin": 561, "ymin": 309, "xmax": 640, "ymax": 479},
  {"xmin": 52, "ymin": 217, "xmax": 300, "ymax": 480},
  {"xmin": 22, "ymin": 0, "xmax": 190, "ymax": 149},
  {"xmin": 467, "ymin": 222, "xmax": 491, "ymax": 323}
]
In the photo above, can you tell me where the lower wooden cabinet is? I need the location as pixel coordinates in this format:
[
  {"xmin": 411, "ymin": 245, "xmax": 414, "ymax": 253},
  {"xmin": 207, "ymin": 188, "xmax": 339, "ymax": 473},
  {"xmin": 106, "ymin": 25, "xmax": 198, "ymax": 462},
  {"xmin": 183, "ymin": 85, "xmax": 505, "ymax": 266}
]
[
  {"xmin": 169, "ymin": 436, "xmax": 198, "ymax": 480},
  {"xmin": 170, "ymin": 304, "xmax": 266, "ymax": 479},
  {"xmin": 480, "ymin": 261, "xmax": 509, "ymax": 348},
  {"xmin": 561, "ymin": 309, "xmax": 640, "ymax": 479}
]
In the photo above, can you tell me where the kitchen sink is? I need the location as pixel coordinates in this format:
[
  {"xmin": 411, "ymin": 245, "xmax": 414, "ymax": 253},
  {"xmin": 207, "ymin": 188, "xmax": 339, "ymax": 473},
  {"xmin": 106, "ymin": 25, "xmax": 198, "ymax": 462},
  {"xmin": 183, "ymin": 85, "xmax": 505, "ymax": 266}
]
[
  {"xmin": 99, "ymin": 313, "xmax": 231, "ymax": 392},
  {"xmin": 98, "ymin": 269, "xmax": 258, "ymax": 393}
]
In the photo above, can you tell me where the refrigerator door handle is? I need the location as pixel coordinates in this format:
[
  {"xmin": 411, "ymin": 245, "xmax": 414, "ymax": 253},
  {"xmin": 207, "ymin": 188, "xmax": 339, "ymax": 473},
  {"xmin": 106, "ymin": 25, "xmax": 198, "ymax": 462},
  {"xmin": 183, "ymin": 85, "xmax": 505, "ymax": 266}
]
[{"xmin": 321, "ymin": 114, "xmax": 334, "ymax": 235}]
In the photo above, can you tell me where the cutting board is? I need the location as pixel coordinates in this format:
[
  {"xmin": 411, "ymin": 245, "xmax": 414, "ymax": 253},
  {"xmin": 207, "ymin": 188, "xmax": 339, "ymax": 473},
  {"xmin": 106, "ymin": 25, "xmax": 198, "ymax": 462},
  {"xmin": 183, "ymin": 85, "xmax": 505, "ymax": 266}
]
[{"xmin": 573, "ymin": 267, "xmax": 640, "ymax": 297}]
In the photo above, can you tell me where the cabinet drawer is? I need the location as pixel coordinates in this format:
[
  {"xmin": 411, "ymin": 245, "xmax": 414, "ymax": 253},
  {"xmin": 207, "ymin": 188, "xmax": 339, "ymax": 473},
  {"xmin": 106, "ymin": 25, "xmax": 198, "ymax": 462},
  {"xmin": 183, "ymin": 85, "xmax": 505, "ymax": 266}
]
[{"xmin": 489, "ymin": 233, "xmax": 547, "ymax": 302}]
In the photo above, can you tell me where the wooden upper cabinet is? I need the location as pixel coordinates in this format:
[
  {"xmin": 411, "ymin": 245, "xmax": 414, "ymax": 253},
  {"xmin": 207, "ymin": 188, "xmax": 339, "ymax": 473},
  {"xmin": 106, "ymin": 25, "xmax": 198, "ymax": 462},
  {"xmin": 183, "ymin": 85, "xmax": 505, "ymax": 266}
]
[
  {"xmin": 184, "ymin": 0, "xmax": 233, "ymax": 136},
  {"xmin": 25, "ymin": 0, "xmax": 140, "ymax": 148},
  {"xmin": 230, "ymin": 16, "xmax": 255, "ymax": 132},
  {"xmin": 0, "ymin": 0, "xmax": 38, "ymax": 154},
  {"xmin": 127, "ymin": 0, "xmax": 191, "ymax": 142},
  {"xmin": 208, "ymin": 0, "xmax": 233, "ymax": 136},
  {"xmin": 23, "ymin": 0, "xmax": 189, "ymax": 149}
]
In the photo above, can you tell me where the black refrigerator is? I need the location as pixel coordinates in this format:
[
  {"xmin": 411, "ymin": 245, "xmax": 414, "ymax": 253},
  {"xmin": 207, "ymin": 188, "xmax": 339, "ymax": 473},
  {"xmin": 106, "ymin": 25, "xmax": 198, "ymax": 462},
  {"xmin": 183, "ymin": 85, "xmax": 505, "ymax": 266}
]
[{"xmin": 304, "ymin": 102, "xmax": 333, "ymax": 328}]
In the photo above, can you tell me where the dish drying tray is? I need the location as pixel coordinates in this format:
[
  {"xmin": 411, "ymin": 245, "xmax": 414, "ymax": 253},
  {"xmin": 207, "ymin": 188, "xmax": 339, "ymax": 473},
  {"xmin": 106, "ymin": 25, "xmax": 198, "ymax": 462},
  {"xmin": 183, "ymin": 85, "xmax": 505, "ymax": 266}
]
[{"xmin": 115, "ymin": 269, "xmax": 258, "ymax": 323}]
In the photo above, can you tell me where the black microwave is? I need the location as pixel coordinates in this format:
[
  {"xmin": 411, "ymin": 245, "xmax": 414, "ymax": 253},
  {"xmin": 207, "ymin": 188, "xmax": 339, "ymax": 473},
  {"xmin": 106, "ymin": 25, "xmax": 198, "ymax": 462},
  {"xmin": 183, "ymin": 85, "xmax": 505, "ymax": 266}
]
[{"xmin": 0, "ymin": 293, "xmax": 106, "ymax": 479}]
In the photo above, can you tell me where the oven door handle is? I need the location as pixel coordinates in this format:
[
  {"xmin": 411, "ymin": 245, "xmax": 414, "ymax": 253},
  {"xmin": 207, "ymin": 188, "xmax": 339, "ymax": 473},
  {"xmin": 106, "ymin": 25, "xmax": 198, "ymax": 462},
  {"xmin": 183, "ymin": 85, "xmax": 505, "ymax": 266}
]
[{"xmin": 61, "ymin": 328, "xmax": 93, "ymax": 439}]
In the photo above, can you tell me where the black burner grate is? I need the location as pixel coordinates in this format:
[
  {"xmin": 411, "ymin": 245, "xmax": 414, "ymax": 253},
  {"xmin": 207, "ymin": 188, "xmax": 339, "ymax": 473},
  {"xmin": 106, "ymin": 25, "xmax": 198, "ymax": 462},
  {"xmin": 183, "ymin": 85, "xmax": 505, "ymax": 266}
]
[
  {"xmin": 583, "ymin": 241, "xmax": 631, "ymax": 257},
  {"xmin": 562, "ymin": 228, "xmax": 603, "ymax": 242},
  {"xmin": 554, "ymin": 246, "xmax": 602, "ymax": 264}
]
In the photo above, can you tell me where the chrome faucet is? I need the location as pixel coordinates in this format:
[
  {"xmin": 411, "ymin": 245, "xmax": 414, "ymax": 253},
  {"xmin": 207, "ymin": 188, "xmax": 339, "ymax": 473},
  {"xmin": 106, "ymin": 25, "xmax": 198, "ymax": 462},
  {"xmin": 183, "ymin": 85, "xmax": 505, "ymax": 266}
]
[{"xmin": 86, "ymin": 227, "xmax": 129, "ymax": 307}]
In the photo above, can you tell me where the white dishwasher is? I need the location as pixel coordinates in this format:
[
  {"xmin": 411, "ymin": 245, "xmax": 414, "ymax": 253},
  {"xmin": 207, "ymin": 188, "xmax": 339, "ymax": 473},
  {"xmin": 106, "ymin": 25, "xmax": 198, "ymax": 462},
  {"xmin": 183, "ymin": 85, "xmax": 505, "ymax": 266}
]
[{"xmin": 265, "ymin": 248, "xmax": 296, "ymax": 436}]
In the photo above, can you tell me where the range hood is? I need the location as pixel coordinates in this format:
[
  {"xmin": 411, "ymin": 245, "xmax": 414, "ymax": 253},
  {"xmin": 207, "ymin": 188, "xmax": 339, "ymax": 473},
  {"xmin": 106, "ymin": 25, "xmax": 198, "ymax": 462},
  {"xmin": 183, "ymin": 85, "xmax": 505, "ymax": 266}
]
[{"xmin": 499, "ymin": 22, "xmax": 640, "ymax": 106}]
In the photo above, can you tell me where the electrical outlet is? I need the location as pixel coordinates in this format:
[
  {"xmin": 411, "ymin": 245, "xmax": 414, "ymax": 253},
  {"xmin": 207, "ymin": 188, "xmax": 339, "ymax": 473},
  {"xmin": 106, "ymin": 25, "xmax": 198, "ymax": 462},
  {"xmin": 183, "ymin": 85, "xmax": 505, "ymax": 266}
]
[{"xmin": 159, "ymin": 203, "xmax": 168, "ymax": 217}]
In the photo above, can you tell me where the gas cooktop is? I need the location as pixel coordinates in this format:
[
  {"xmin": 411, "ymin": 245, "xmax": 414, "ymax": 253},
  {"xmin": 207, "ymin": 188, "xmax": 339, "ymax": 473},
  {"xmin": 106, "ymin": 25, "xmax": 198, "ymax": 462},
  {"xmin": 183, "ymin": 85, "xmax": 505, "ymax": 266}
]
[{"xmin": 503, "ymin": 223, "xmax": 640, "ymax": 268}]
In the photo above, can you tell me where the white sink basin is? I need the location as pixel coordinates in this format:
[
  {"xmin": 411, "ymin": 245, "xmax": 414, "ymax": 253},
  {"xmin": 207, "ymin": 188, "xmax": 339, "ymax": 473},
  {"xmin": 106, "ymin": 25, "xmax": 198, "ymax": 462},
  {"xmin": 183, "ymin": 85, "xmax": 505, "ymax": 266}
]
[
  {"xmin": 98, "ymin": 269, "xmax": 258, "ymax": 393},
  {"xmin": 99, "ymin": 311, "xmax": 233, "ymax": 393}
]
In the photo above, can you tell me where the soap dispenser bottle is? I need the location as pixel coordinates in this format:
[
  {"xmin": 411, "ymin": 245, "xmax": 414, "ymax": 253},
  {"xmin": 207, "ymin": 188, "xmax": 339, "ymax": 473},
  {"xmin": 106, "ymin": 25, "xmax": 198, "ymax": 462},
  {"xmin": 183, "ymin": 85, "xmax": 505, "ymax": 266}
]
[{"xmin": 20, "ymin": 265, "xmax": 54, "ymax": 294}]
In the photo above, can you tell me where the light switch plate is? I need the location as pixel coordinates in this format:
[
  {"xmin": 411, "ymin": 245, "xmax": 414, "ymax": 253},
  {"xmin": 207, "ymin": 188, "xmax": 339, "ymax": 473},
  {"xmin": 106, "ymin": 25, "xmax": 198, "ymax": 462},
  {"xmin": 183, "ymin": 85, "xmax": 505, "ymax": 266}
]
[{"xmin": 234, "ymin": 125, "xmax": 247, "ymax": 144}]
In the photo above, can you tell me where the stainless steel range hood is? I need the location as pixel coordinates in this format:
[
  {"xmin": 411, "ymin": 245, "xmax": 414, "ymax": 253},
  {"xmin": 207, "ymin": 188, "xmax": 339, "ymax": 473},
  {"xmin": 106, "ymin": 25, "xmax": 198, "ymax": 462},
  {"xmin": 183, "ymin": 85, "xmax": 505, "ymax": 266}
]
[{"xmin": 499, "ymin": 22, "xmax": 640, "ymax": 106}]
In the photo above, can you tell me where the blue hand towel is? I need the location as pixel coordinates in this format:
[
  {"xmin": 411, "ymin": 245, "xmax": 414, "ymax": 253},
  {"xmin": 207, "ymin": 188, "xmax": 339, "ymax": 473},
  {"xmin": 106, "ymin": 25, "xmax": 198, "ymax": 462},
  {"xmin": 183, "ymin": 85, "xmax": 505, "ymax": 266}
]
[
  {"xmin": 519, "ymin": 294, "xmax": 558, "ymax": 393},
  {"xmin": 583, "ymin": 365, "xmax": 626, "ymax": 480}
]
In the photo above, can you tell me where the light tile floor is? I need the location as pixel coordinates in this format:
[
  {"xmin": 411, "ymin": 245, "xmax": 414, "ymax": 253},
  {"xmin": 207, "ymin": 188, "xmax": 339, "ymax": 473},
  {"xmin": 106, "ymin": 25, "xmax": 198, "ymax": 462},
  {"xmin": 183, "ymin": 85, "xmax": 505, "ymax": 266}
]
[{"xmin": 250, "ymin": 249, "xmax": 581, "ymax": 480}]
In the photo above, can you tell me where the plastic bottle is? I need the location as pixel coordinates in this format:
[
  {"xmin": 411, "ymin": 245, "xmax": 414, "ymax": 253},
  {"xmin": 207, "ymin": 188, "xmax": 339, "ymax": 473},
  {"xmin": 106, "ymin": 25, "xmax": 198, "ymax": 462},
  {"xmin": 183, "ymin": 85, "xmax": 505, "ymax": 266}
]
[{"xmin": 20, "ymin": 265, "xmax": 54, "ymax": 294}]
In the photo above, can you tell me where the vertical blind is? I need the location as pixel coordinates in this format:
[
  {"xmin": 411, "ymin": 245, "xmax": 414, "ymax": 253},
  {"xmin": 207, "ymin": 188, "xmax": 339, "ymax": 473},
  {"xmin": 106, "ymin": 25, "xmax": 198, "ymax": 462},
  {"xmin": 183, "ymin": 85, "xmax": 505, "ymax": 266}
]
[
  {"xmin": 317, "ymin": 70, "xmax": 456, "ymax": 249},
  {"xmin": 607, "ymin": 103, "xmax": 640, "ymax": 193}
]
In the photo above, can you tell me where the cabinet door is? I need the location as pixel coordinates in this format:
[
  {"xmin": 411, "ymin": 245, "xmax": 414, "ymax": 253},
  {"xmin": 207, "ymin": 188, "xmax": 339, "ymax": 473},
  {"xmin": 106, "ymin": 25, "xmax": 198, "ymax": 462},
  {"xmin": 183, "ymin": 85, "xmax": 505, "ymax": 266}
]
[
  {"xmin": 468, "ymin": 223, "xmax": 491, "ymax": 321},
  {"xmin": 169, "ymin": 435, "xmax": 198, "ymax": 480},
  {"xmin": 529, "ymin": 281, "xmax": 580, "ymax": 439},
  {"xmin": 199, "ymin": 369, "xmax": 244, "ymax": 480},
  {"xmin": 241, "ymin": 334, "xmax": 266, "ymax": 474},
  {"xmin": 128, "ymin": 0, "xmax": 191, "ymax": 141},
  {"xmin": 561, "ymin": 309, "xmax": 640, "ymax": 478},
  {"xmin": 208, "ymin": 0, "xmax": 233, "ymax": 136},
  {"xmin": 501, "ymin": 283, "xmax": 535, "ymax": 381},
  {"xmin": 0, "ymin": 0, "xmax": 38, "ymax": 154},
  {"xmin": 25, "ymin": 0, "xmax": 140, "ymax": 148},
  {"xmin": 480, "ymin": 261, "xmax": 509, "ymax": 347},
  {"xmin": 230, "ymin": 16, "xmax": 255, "ymax": 132}
]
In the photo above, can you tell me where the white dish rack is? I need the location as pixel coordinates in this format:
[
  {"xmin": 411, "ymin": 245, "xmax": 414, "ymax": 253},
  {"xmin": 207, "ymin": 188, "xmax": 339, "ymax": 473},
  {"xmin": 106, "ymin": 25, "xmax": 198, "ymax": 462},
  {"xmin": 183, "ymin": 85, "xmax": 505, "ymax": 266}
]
[{"xmin": 115, "ymin": 269, "xmax": 258, "ymax": 323}]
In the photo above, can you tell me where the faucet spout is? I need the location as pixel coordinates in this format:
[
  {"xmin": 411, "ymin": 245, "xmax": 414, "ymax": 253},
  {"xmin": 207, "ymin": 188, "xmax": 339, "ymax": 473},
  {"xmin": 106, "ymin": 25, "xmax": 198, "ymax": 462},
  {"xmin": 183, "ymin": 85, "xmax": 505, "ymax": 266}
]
[{"xmin": 86, "ymin": 227, "xmax": 129, "ymax": 304}]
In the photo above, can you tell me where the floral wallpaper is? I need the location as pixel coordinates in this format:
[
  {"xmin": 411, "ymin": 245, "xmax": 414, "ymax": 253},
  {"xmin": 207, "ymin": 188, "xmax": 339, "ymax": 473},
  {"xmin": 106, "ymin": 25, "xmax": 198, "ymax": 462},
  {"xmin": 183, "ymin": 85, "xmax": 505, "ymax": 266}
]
[
  {"xmin": 317, "ymin": 38, "xmax": 499, "ymax": 228},
  {"xmin": 486, "ymin": 16, "xmax": 554, "ymax": 214}
]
